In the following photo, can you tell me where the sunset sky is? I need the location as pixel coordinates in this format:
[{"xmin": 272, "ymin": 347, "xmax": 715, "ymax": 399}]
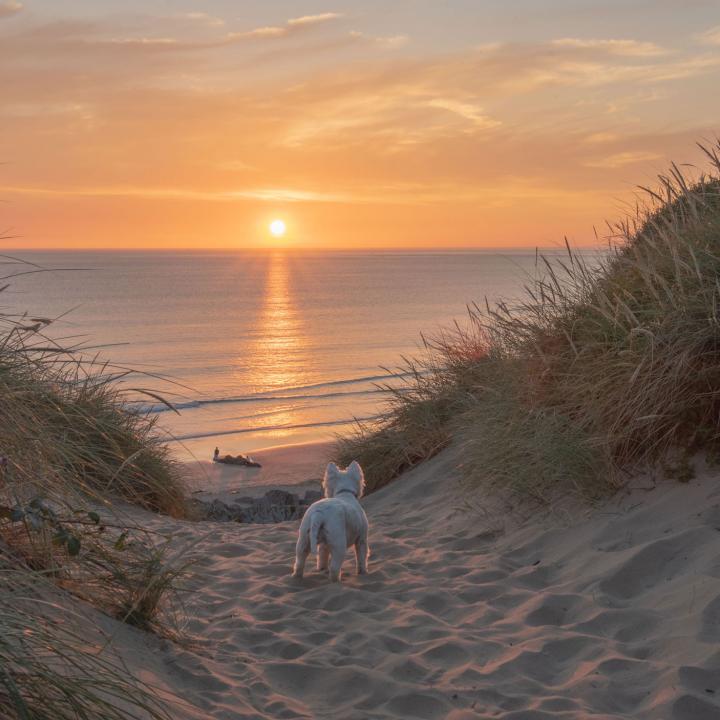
[{"xmin": 1, "ymin": 0, "xmax": 719, "ymax": 249}]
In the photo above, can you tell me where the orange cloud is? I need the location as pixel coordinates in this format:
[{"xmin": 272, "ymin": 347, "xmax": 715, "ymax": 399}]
[
  {"xmin": 583, "ymin": 151, "xmax": 664, "ymax": 168},
  {"xmin": 1, "ymin": 7, "xmax": 719, "ymax": 249}
]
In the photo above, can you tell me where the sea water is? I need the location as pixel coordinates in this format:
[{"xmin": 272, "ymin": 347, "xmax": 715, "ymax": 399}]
[{"xmin": 4, "ymin": 249, "xmax": 589, "ymax": 459}]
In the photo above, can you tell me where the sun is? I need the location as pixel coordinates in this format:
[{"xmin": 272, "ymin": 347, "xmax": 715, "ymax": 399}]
[{"xmin": 269, "ymin": 219, "xmax": 286, "ymax": 238}]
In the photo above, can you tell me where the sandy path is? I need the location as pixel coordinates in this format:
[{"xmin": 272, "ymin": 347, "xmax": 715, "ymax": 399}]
[{"xmin": 117, "ymin": 449, "xmax": 720, "ymax": 719}]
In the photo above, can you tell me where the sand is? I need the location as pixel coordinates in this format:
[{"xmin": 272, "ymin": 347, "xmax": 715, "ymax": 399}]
[
  {"xmin": 185, "ymin": 441, "xmax": 333, "ymax": 503},
  {"xmin": 96, "ymin": 445, "xmax": 720, "ymax": 719}
]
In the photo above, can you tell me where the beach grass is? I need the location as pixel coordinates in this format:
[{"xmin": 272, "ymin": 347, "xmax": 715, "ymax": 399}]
[
  {"xmin": 338, "ymin": 142, "xmax": 720, "ymax": 500},
  {"xmin": 0, "ymin": 266, "xmax": 190, "ymax": 716},
  {"xmin": 0, "ymin": 558, "xmax": 173, "ymax": 720},
  {"xmin": 0, "ymin": 306, "xmax": 186, "ymax": 515}
]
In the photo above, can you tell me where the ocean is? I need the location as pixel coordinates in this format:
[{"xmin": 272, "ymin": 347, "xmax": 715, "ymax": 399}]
[{"xmin": 4, "ymin": 250, "xmax": 582, "ymax": 460}]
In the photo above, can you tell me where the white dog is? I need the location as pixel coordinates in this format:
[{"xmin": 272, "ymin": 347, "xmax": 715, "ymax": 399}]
[{"xmin": 292, "ymin": 461, "xmax": 369, "ymax": 583}]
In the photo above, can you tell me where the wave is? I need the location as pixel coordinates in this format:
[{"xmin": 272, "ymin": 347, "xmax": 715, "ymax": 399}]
[
  {"xmin": 131, "ymin": 371, "xmax": 415, "ymax": 414},
  {"xmin": 250, "ymin": 371, "xmax": 416, "ymax": 395},
  {"xmin": 172, "ymin": 414, "xmax": 382, "ymax": 441},
  {"xmin": 133, "ymin": 388, "xmax": 390, "ymax": 414}
]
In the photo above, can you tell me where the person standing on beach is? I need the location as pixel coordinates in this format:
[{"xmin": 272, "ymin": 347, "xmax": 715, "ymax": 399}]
[{"xmin": 213, "ymin": 447, "xmax": 219, "ymax": 461}]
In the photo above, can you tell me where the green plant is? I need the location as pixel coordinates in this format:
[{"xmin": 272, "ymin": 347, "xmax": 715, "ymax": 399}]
[{"xmin": 0, "ymin": 495, "xmax": 188, "ymax": 636}]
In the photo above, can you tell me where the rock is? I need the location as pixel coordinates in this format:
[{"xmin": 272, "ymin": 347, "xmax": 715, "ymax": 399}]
[
  {"xmin": 263, "ymin": 489, "xmax": 299, "ymax": 506},
  {"xmin": 206, "ymin": 500, "xmax": 229, "ymax": 521},
  {"xmin": 191, "ymin": 487, "xmax": 324, "ymax": 524},
  {"xmin": 188, "ymin": 498, "xmax": 245, "ymax": 522},
  {"xmin": 301, "ymin": 490, "xmax": 322, "ymax": 505},
  {"xmin": 213, "ymin": 455, "xmax": 262, "ymax": 468},
  {"xmin": 243, "ymin": 490, "xmax": 300, "ymax": 523}
]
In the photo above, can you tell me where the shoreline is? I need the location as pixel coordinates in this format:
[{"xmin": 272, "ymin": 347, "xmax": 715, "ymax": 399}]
[{"xmin": 181, "ymin": 439, "xmax": 334, "ymax": 504}]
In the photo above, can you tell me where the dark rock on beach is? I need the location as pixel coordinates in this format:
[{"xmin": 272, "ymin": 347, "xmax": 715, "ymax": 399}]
[
  {"xmin": 190, "ymin": 488, "xmax": 323, "ymax": 524},
  {"xmin": 213, "ymin": 454, "xmax": 262, "ymax": 468}
]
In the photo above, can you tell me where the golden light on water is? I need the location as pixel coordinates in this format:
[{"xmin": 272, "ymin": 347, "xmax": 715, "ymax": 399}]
[
  {"xmin": 269, "ymin": 219, "xmax": 286, "ymax": 238},
  {"xmin": 244, "ymin": 252, "xmax": 308, "ymax": 438}
]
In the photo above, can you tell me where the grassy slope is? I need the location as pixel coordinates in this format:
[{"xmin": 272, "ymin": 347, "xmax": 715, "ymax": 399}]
[
  {"xmin": 338, "ymin": 143, "xmax": 720, "ymax": 500},
  {"xmin": 0, "ymin": 295, "xmax": 188, "ymax": 719}
]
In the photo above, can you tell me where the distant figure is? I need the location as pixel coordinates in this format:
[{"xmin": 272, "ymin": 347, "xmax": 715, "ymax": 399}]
[{"xmin": 213, "ymin": 447, "xmax": 219, "ymax": 461}]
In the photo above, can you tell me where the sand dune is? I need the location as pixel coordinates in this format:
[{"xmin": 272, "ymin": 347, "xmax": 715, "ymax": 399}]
[{"xmin": 107, "ymin": 446, "xmax": 720, "ymax": 719}]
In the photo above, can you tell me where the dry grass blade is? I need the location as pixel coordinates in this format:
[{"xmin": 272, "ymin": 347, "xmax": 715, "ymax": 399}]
[{"xmin": 0, "ymin": 559, "xmax": 172, "ymax": 720}]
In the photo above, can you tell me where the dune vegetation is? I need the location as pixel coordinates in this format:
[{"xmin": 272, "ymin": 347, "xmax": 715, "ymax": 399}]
[
  {"xmin": 339, "ymin": 142, "xmax": 720, "ymax": 500},
  {"xmin": 0, "ymin": 282, "xmax": 188, "ymax": 719}
]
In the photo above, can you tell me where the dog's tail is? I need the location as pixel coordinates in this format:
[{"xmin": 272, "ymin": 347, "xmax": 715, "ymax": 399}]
[{"xmin": 309, "ymin": 514, "xmax": 323, "ymax": 555}]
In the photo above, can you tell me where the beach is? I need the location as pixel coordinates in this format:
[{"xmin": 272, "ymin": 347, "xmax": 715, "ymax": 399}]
[
  {"xmin": 185, "ymin": 441, "xmax": 333, "ymax": 502},
  {"xmin": 83, "ymin": 441, "xmax": 720, "ymax": 719},
  {"xmin": 5, "ymin": 2, "xmax": 720, "ymax": 716}
]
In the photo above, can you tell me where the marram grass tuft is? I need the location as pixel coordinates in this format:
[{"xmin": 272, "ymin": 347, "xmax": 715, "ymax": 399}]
[
  {"xmin": 339, "ymin": 142, "xmax": 720, "ymax": 501},
  {"xmin": 0, "ymin": 260, "xmax": 191, "ymax": 717}
]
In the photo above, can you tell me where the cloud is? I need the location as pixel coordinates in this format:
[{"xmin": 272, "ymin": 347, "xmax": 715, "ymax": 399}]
[
  {"xmin": 232, "ymin": 25, "xmax": 286, "ymax": 40},
  {"xmin": 584, "ymin": 151, "xmax": 663, "ymax": 168},
  {"xmin": 274, "ymin": 38, "xmax": 719, "ymax": 149},
  {"xmin": 552, "ymin": 38, "xmax": 667, "ymax": 57},
  {"xmin": 230, "ymin": 12, "xmax": 342, "ymax": 41},
  {"xmin": 0, "ymin": 179, "xmax": 605, "ymax": 207},
  {"xmin": 350, "ymin": 31, "xmax": 409, "ymax": 48},
  {"xmin": 0, "ymin": 1, "xmax": 21, "ymax": 18},
  {"xmin": 287, "ymin": 13, "xmax": 343, "ymax": 28},
  {"xmin": 377, "ymin": 35, "xmax": 409, "ymax": 48},
  {"xmin": 103, "ymin": 37, "xmax": 180, "ymax": 47},
  {"xmin": 426, "ymin": 98, "xmax": 501, "ymax": 128},
  {"xmin": 0, "ymin": 8, "xmax": 718, "ymax": 249},
  {"xmin": 469, "ymin": 41, "xmax": 718, "ymax": 91},
  {"xmin": 584, "ymin": 132, "xmax": 620, "ymax": 144},
  {"xmin": 379, "ymin": 35, "xmax": 409, "ymax": 49},
  {"xmin": 182, "ymin": 12, "xmax": 225, "ymax": 28},
  {"xmin": 78, "ymin": 12, "xmax": 346, "ymax": 50},
  {"xmin": 0, "ymin": 183, "xmax": 387, "ymax": 205},
  {"xmin": 280, "ymin": 87, "xmax": 502, "ymax": 149},
  {"xmin": 696, "ymin": 26, "xmax": 720, "ymax": 45}
]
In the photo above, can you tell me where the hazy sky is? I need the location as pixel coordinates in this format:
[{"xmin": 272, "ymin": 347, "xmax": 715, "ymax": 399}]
[{"xmin": 1, "ymin": 0, "xmax": 719, "ymax": 248}]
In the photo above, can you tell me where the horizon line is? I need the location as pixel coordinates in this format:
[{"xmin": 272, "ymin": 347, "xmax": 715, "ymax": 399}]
[{"xmin": 0, "ymin": 244, "xmax": 608, "ymax": 253}]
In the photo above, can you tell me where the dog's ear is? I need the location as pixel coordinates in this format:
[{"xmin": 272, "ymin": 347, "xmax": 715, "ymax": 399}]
[
  {"xmin": 323, "ymin": 462, "xmax": 341, "ymax": 498},
  {"xmin": 347, "ymin": 460, "xmax": 365, "ymax": 498}
]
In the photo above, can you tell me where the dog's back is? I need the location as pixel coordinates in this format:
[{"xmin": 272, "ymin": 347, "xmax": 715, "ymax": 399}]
[{"xmin": 304, "ymin": 495, "xmax": 368, "ymax": 552}]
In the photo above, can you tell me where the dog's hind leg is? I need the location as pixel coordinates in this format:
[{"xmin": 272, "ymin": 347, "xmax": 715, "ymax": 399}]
[
  {"xmin": 354, "ymin": 538, "xmax": 368, "ymax": 575},
  {"xmin": 328, "ymin": 541, "xmax": 345, "ymax": 583},
  {"xmin": 292, "ymin": 534, "xmax": 310, "ymax": 579},
  {"xmin": 317, "ymin": 544, "xmax": 330, "ymax": 572}
]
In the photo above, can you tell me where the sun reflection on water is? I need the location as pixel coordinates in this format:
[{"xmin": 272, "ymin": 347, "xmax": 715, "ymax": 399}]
[{"xmin": 243, "ymin": 252, "xmax": 309, "ymax": 438}]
